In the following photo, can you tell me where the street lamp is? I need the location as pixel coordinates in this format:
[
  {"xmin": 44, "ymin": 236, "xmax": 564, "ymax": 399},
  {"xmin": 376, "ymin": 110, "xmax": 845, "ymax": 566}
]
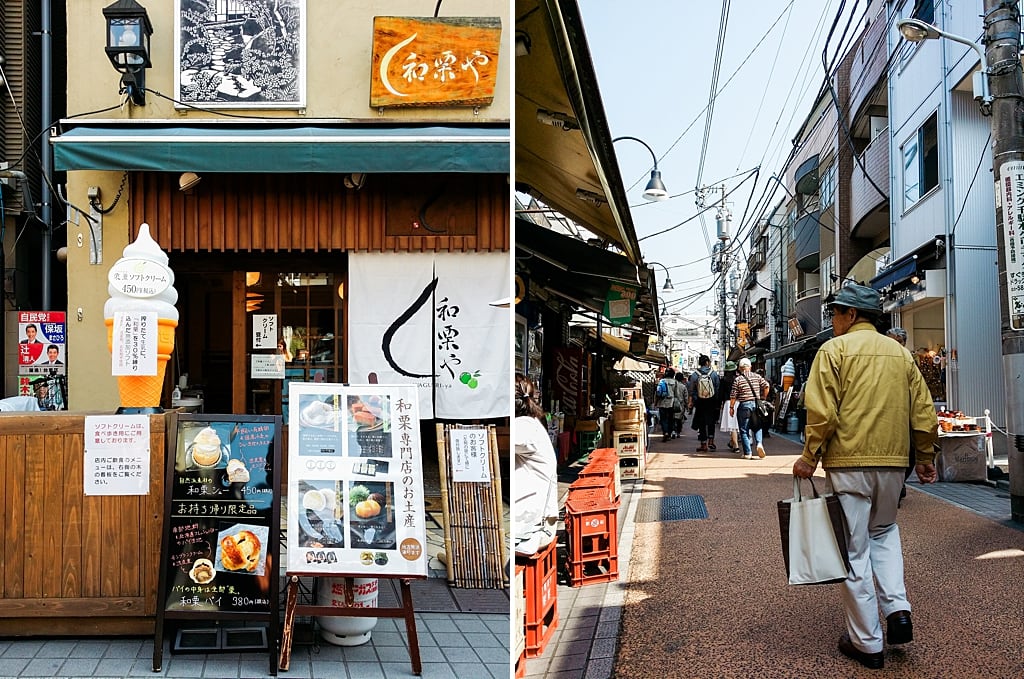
[
  {"xmin": 612, "ymin": 136, "xmax": 669, "ymax": 201},
  {"xmin": 897, "ymin": 18, "xmax": 992, "ymax": 113},
  {"xmin": 647, "ymin": 261, "xmax": 674, "ymax": 291}
]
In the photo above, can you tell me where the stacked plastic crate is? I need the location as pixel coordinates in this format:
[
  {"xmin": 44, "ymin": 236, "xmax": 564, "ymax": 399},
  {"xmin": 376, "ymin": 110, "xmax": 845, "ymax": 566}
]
[
  {"xmin": 514, "ymin": 564, "xmax": 526, "ymax": 677},
  {"xmin": 613, "ymin": 388, "xmax": 646, "ymax": 479},
  {"xmin": 564, "ymin": 448, "xmax": 620, "ymax": 587},
  {"xmin": 515, "ymin": 537, "xmax": 558, "ymax": 659}
]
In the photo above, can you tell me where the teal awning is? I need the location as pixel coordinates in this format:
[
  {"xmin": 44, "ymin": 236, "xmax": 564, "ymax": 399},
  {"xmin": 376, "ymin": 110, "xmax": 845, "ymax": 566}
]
[{"xmin": 51, "ymin": 121, "xmax": 509, "ymax": 173}]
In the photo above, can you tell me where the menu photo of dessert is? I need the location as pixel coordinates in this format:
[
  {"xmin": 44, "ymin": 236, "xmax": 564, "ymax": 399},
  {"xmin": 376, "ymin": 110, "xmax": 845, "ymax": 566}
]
[
  {"xmin": 347, "ymin": 481, "xmax": 396, "ymax": 549},
  {"xmin": 183, "ymin": 423, "xmax": 231, "ymax": 470},
  {"xmin": 215, "ymin": 522, "xmax": 269, "ymax": 576},
  {"xmin": 296, "ymin": 479, "xmax": 345, "ymax": 549},
  {"xmin": 296, "ymin": 394, "xmax": 344, "ymax": 456},
  {"xmin": 346, "ymin": 394, "xmax": 393, "ymax": 458}
]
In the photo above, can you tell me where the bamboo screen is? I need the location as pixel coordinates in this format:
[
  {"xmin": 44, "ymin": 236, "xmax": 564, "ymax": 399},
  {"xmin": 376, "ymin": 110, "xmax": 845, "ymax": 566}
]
[{"xmin": 434, "ymin": 424, "xmax": 508, "ymax": 589}]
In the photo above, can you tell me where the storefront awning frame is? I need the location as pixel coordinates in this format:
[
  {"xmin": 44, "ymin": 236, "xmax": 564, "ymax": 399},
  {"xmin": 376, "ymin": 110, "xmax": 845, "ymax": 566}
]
[{"xmin": 51, "ymin": 120, "xmax": 510, "ymax": 174}]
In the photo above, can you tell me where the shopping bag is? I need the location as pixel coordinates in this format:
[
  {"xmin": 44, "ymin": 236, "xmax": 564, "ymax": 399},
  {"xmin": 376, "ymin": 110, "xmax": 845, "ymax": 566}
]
[{"xmin": 777, "ymin": 477, "xmax": 851, "ymax": 585}]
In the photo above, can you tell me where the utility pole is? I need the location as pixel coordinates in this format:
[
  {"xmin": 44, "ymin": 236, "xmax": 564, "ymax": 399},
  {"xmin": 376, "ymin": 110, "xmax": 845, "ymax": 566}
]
[
  {"xmin": 986, "ymin": 0, "xmax": 1024, "ymax": 522},
  {"xmin": 713, "ymin": 185, "xmax": 731, "ymax": 370}
]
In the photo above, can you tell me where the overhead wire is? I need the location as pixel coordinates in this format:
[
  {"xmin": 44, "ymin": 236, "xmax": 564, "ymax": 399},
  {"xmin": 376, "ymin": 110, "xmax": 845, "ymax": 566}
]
[{"xmin": 694, "ymin": 0, "xmax": 732, "ymax": 193}]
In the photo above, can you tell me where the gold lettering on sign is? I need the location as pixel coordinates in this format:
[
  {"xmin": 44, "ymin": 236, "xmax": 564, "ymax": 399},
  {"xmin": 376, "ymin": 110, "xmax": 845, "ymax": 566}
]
[{"xmin": 371, "ymin": 16, "xmax": 501, "ymax": 108}]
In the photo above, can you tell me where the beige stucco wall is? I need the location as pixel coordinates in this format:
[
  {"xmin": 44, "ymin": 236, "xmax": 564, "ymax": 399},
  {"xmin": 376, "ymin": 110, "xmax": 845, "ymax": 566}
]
[{"xmin": 62, "ymin": 0, "xmax": 511, "ymax": 410}]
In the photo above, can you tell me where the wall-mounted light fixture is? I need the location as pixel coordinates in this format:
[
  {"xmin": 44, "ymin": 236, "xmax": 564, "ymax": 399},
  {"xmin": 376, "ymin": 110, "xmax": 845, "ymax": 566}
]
[
  {"xmin": 343, "ymin": 173, "xmax": 366, "ymax": 190},
  {"xmin": 515, "ymin": 30, "xmax": 531, "ymax": 57},
  {"xmin": 178, "ymin": 172, "xmax": 201, "ymax": 192},
  {"xmin": 103, "ymin": 0, "xmax": 153, "ymax": 106},
  {"xmin": 536, "ymin": 109, "xmax": 579, "ymax": 131},
  {"xmin": 647, "ymin": 261, "xmax": 674, "ymax": 291}
]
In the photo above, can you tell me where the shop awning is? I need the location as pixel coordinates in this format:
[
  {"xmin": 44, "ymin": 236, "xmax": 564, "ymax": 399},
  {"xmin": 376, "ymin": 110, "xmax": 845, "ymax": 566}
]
[
  {"xmin": 51, "ymin": 120, "xmax": 510, "ymax": 173},
  {"xmin": 870, "ymin": 256, "xmax": 917, "ymax": 291},
  {"xmin": 601, "ymin": 332, "xmax": 666, "ymax": 365}
]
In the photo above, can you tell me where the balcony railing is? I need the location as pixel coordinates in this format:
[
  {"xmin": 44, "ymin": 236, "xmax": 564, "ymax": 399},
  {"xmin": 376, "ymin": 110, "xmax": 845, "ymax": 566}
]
[{"xmin": 851, "ymin": 132, "xmax": 890, "ymax": 239}]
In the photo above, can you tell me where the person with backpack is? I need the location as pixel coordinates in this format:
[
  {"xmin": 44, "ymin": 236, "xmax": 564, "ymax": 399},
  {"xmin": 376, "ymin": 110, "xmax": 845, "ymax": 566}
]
[
  {"xmin": 687, "ymin": 355, "xmax": 720, "ymax": 452},
  {"xmin": 655, "ymin": 368, "xmax": 678, "ymax": 441}
]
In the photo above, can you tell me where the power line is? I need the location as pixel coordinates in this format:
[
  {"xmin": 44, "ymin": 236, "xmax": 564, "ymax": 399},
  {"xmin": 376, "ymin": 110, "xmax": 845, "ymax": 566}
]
[{"xmin": 694, "ymin": 0, "xmax": 732, "ymax": 193}]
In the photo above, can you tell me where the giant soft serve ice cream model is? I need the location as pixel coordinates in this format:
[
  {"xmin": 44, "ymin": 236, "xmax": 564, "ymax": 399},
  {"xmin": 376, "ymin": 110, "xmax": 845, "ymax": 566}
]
[{"xmin": 105, "ymin": 223, "xmax": 179, "ymax": 411}]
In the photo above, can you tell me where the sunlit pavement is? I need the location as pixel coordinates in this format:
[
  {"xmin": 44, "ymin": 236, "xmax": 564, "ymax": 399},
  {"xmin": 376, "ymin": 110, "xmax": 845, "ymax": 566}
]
[{"xmin": 532, "ymin": 424, "xmax": 1024, "ymax": 678}]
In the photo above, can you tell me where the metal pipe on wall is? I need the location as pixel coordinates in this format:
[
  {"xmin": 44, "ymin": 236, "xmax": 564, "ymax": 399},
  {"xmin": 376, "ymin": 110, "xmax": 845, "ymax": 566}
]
[{"xmin": 40, "ymin": 0, "xmax": 53, "ymax": 310}]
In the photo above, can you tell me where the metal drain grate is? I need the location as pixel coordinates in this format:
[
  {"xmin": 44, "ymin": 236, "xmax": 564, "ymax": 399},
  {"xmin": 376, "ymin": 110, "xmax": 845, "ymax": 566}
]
[{"xmin": 635, "ymin": 495, "xmax": 708, "ymax": 523}]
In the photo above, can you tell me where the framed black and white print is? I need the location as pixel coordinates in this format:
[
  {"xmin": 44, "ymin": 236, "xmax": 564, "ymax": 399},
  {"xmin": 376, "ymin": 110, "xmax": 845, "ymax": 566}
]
[{"xmin": 174, "ymin": 0, "xmax": 306, "ymax": 109}]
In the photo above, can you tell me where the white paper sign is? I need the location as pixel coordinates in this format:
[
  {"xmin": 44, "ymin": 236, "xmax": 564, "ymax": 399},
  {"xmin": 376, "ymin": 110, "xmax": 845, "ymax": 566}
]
[
  {"xmin": 1000, "ymin": 160, "xmax": 1024, "ymax": 330},
  {"xmin": 111, "ymin": 311, "xmax": 159, "ymax": 376},
  {"xmin": 251, "ymin": 354, "xmax": 286, "ymax": 379},
  {"xmin": 84, "ymin": 415, "xmax": 151, "ymax": 495},
  {"xmin": 449, "ymin": 427, "xmax": 491, "ymax": 482},
  {"xmin": 253, "ymin": 314, "xmax": 278, "ymax": 349},
  {"xmin": 286, "ymin": 383, "xmax": 427, "ymax": 576}
]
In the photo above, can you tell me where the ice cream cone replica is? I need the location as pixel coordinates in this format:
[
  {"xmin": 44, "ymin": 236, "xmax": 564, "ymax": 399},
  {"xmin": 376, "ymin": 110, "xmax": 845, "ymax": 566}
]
[{"xmin": 105, "ymin": 223, "xmax": 180, "ymax": 412}]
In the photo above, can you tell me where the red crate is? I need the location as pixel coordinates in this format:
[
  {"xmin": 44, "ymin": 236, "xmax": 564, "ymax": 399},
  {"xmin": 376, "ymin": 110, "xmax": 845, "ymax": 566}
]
[
  {"xmin": 515, "ymin": 649, "xmax": 527, "ymax": 678},
  {"xmin": 568, "ymin": 555, "xmax": 619, "ymax": 587},
  {"xmin": 568, "ymin": 474, "xmax": 614, "ymax": 504},
  {"xmin": 565, "ymin": 495, "xmax": 619, "ymax": 585},
  {"xmin": 515, "ymin": 538, "xmax": 558, "ymax": 657}
]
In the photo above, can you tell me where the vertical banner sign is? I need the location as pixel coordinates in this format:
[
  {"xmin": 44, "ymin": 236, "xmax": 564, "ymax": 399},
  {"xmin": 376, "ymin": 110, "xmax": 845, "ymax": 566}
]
[
  {"xmin": 552, "ymin": 347, "xmax": 584, "ymax": 417},
  {"xmin": 1000, "ymin": 160, "xmax": 1024, "ymax": 330},
  {"xmin": 603, "ymin": 283, "xmax": 638, "ymax": 326},
  {"xmin": 449, "ymin": 427, "xmax": 490, "ymax": 482},
  {"xmin": 253, "ymin": 314, "xmax": 278, "ymax": 350},
  {"xmin": 84, "ymin": 415, "xmax": 151, "ymax": 496},
  {"xmin": 112, "ymin": 311, "xmax": 159, "ymax": 376},
  {"xmin": 287, "ymin": 383, "xmax": 427, "ymax": 576}
]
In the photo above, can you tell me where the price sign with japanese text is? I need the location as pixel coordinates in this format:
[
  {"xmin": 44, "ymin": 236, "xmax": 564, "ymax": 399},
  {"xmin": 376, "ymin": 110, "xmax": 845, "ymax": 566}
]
[{"xmin": 449, "ymin": 427, "xmax": 490, "ymax": 482}]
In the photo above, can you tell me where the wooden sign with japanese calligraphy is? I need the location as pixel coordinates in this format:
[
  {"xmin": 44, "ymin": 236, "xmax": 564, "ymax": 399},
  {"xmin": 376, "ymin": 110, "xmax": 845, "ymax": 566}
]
[
  {"xmin": 370, "ymin": 16, "xmax": 501, "ymax": 108},
  {"xmin": 286, "ymin": 383, "xmax": 427, "ymax": 577},
  {"xmin": 153, "ymin": 413, "xmax": 282, "ymax": 674}
]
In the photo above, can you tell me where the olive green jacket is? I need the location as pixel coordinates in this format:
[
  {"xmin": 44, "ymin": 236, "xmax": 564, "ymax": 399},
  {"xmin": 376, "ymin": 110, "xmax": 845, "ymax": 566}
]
[{"xmin": 800, "ymin": 321, "xmax": 938, "ymax": 469}]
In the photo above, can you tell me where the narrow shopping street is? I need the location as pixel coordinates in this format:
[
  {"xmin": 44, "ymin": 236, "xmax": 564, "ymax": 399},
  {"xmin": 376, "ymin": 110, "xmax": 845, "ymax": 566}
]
[{"xmin": 527, "ymin": 425, "xmax": 1024, "ymax": 678}]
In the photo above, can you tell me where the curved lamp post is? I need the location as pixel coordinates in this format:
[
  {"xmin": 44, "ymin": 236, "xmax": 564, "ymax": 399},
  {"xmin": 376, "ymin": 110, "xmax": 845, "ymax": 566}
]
[
  {"xmin": 897, "ymin": 18, "xmax": 992, "ymax": 113},
  {"xmin": 647, "ymin": 261, "xmax": 674, "ymax": 291},
  {"xmin": 612, "ymin": 136, "xmax": 669, "ymax": 201}
]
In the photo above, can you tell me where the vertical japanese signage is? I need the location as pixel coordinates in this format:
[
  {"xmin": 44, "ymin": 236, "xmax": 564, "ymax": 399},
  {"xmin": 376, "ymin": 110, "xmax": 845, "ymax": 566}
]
[
  {"xmin": 252, "ymin": 314, "xmax": 278, "ymax": 350},
  {"xmin": 17, "ymin": 310, "xmax": 66, "ymax": 376},
  {"xmin": 287, "ymin": 383, "xmax": 426, "ymax": 576},
  {"xmin": 84, "ymin": 415, "xmax": 151, "ymax": 496},
  {"xmin": 1000, "ymin": 160, "xmax": 1024, "ymax": 330},
  {"xmin": 159, "ymin": 415, "xmax": 281, "ymax": 616},
  {"xmin": 449, "ymin": 427, "xmax": 490, "ymax": 482},
  {"xmin": 111, "ymin": 311, "xmax": 159, "ymax": 376}
]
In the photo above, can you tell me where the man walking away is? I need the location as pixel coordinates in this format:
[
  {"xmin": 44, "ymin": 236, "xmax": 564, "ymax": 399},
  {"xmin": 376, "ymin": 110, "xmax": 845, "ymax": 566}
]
[
  {"xmin": 793, "ymin": 284, "xmax": 938, "ymax": 670},
  {"xmin": 672, "ymin": 370, "xmax": 689, "ymax": 438},
  {"xmin": 655, "ymin": 368, "xmax": 677, "ymax": 442},
  {"xmin": 687, "ymin": 355, "xmax": 720, "ymax": 452}
]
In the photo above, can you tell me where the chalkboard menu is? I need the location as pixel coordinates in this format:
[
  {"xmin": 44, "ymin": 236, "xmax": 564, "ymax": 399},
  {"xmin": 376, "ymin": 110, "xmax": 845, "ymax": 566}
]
[{"xmin": 154, "ymin": 414, "xmax": 281, "ymax": 670}]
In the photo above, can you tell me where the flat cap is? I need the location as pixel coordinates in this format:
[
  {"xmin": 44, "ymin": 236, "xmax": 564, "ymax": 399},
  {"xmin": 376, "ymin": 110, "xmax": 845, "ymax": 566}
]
[{"xmin": 830, "ymin": 283, "xmax": 882, "ymax": 313}]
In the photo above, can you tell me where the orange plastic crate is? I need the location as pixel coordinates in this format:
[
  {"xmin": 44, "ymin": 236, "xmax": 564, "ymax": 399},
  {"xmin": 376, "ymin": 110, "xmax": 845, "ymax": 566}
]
[
  {"xmin": 515, "ymin": 538, "xmax": 558, "ymax": 657},
  {"xmin": 568, "ymin": 554, "xmax": 619, "ymax": 587},
  {"xmin": 565, "ymin": 495, "xmax": 619, "ymax": 586}
]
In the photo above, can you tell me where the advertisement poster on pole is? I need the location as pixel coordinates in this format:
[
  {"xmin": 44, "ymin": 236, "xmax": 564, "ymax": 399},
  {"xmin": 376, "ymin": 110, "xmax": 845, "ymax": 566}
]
[
  {"xmin": 18, "ymin": 310, "xmax": 66, "ymax": 375},
  {"xmin": 999, "ymin": 159, "xmax": 1024, "ymax": 330},
  {"xmin": 286, "ymin": 383, "xmax": 426, "ymax": 576}
]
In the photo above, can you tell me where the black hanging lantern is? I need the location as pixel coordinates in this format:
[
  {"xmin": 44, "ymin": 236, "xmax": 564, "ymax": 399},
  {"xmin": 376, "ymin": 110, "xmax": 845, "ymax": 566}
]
[{"xmin": 102, "ymin": 0, "xmax": 153, "ymax": 105}]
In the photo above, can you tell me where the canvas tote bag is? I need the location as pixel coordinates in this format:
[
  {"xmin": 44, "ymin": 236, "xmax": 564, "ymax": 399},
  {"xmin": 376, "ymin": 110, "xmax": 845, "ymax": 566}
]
[{"xmin": 777, "ymin": 477, "xmax": 852, "ymax": 585}]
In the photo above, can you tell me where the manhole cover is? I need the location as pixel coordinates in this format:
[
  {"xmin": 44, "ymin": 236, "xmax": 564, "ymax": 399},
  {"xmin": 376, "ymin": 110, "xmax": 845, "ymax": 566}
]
[{"xmin": 635, "ymin": 495, "xmax": 708, "ymax": 523}]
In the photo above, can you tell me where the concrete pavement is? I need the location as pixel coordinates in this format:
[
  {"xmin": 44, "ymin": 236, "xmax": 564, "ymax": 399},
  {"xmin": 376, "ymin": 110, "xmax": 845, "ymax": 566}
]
[{"xmin": 527, "ymin": 425, "xmax": 1024, "ymax": 678}]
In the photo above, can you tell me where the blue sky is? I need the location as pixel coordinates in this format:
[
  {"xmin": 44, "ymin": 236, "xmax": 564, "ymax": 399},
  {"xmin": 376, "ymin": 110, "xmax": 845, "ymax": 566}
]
[{"xmin": 578, "ymin": 0, "xmax": 860, "ymax": 315}]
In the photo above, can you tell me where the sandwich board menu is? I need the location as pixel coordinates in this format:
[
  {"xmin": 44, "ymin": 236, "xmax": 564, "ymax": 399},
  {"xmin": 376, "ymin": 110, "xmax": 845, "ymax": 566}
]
[
  {"xmin": 286, "ymin": 383, "xmax": 427, "ymax": 576},
  {"xmin": 154, "ymin": 414, "xmax": 282, "ymax": 675}
]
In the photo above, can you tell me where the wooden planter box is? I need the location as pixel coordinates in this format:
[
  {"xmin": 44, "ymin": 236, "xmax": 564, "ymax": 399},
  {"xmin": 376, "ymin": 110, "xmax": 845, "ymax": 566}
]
[{"xmin": 0, "ymin": 412, "xmax": 166, "ymax": 635}]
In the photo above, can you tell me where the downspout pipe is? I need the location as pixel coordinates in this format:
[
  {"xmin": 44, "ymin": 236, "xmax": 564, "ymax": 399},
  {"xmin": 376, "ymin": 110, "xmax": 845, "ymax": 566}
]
[{"xmin": 40, "ymin": 0, "xmax": 53, "ymax": 310}]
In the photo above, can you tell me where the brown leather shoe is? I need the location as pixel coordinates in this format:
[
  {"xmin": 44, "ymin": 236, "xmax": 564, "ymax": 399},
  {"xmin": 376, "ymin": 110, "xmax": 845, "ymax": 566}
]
[
  {"xmin": 887, "ymin": 610, "xmax": 913, "ymax": 644},
  {"xmin": 838, "ymin": 633, "xmax": 883, "ymax": 669},
  {"xmin": 696, "ymin": 444, "xmax": 708, "ymax": 452}
]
